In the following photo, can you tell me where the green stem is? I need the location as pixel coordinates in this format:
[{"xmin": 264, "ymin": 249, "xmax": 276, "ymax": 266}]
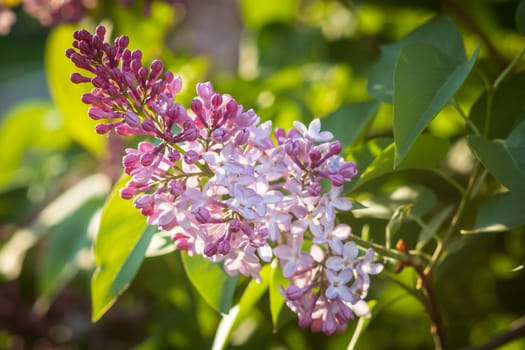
[
  {"xmin": 347, "ymin": 313, "xmax": 366, "ymax": 350},
  {"xmin": 451, "ymin": 99, "xmax": 481, "ymax": 136},
  {"xmin": 385, "ymin": 226, "xmax": 391, "ymax": 251},
  {"xmin": 170, "ymin": 143, "xmax": 213, "ymax": 177},
  {"xmin": 483, "ymin": 75, "xmax": 494, "ymax": 139},
  {"xmin": 347, "ymin": 234, "xmax": 407, "ymax": 262},
  {"xmin": 493, "ymin": 46, "xmax": 525, "ymax": 90},
  {"xmin": 426, "ymin": 161, "xmax": 481, "ymax": 274},
  {"xmin": 379, "ymin": 272, "xmax": 426, "ymax": 305}
]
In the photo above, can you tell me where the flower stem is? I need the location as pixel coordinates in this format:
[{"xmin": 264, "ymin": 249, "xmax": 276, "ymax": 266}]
[
  {"xmin": 451, "ymin": 98, "xmax": 481, "ymax": 136},
  {"xmin": 493, "ymin": 46, "xmax": 525, "ymax": 90},
  {"xmin": 347, "ymin": 234, "xmax": 407, "ymax": 262},
  {"xmin": 412, "ymin": 262, "xmax": 447, "ymax": 350}
]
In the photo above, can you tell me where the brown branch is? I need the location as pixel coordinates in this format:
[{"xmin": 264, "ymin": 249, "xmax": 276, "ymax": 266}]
[
  {"xmin": 412, "ymin": 261, "xmax": 447, "ymax": 350},
  {"xmin": 460, "ymin": 315, "xmax": 525, "ymax": 350}
]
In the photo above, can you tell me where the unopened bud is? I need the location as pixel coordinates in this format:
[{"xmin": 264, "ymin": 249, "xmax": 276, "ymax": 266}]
[
  {"xmin": 309, "ymin": 149, "xmax": 322, "ymax": 164},
  {"xmin": 329, "ymin": 141, "xmax": 342, "ymax": 155},
  {"xmin": 234, "ymin": 128, "xmax": 249, "ymax": 146},
  {"xmin": 183, "ymin": 150, "xmax": 200, "ymax": 164},
  {"xmin": 211, "ymin": 128, "xmax": 231, "ymax": 143},
  {"xmin": 70, "ymin": 73, "xmax": 91, "ymax": 84},
  {"xmin": 196, "ymin": 82, "xmax": 213, "ymax": 100},
  {"xmin": 124, "ymin": 111, "xmax": 141, "ymax": 128},
  {"xmin": 120, "ymin": 187, "xmax": 135, "ymax": 199},
  {"xmin": 95, "ymin": 123, "xmax": 111, "ymax": 134},
  {"xmin": 211, "ymin": 93, "xmax": 222, "ymax": 108},
  {"xmin": 140, "ymin": 152, "xmax": 155, "ymax": 166}
]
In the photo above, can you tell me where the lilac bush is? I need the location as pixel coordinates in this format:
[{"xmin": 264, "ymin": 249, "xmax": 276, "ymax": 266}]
[{"xmin": 66, "ymin": 25, "xmax": 383, "ymax": 335}]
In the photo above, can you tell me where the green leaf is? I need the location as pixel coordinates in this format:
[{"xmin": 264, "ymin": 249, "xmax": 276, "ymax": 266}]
[
  {"xmin": 269, "ymin": 258, "xmax": 287, "ymax": 328},
  {"xmin": 467, "ymin": 127, "xmax": 525, "ymax": 197},
  {"xmin": 347, "ymin": 137, "xmax": 393, "ymax": 172},
  {"xmin": 181, "ymin": 253, "xmax": 239, "ymax": 315},
  {"xmin": 322, "ymin": 100, "xmax": 380, "ymax": 148},
  {"xmin": 354, "ymin": 185, "xmax": 436, "ymax": 220},
  {"xmin": 393, "ymin": 43, "xmax": 479, "ymax": 165},
  {"xmin": 235, "ymin": 265, "xmax": 270, "ymax": 324},
  {"xmin": 45, "ymin": 25, "xmax": 104, "ymax": 156},
  {"xmin": 39, "ymin": 197, "xmax": 103, "ymax": 303},
  {"xmin": 211, "ymin": 265, "xmax": 270, "ymax": 350},
  {"xmin": 91, "ymin": 176, "xmax": 153, "ymax": 321},
  {"xmin": 470, "ymin": 72, "xmax": 525, "ymax": 139},
  {"xmin": 517, "ymin": 0, "xmax": 525, "ymax": 36},
  {"xmin": 239, "ymin": 0, "xmax": 300, "ymax": 30},
  {"xmin": 367, "ymin": 16, "xmax": 467, "ymax": 103},
  {"xmin": 145, "ymin": 231, "xmax": 177, "ymax": 257},
  {"xmin": 354, "ymin": 134, "xmax": 449, "ymax": 190},
  {"xmin": 462, "ymin": 192, "xmax": 525, "ymax": 234}
]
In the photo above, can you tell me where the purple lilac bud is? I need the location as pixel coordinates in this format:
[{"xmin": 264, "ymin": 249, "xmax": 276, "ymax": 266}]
[
  {"xmin": 329, "ymin": 141, "xmax": 342, "ymax": 155},
  {"xmin": 125, "ymin": 111, "xmax": 141, "ymax": 128},
  {"xmin": 196, "ymin": 82, "xmax": 213, "ymax": 101},
  {"xmin": 168, "ymin": 180, "xmax": 184, "ymax": 196},
  {"xmin": 183, "ymin": 150, "xmax": 200, "ymax": 164},
  {"xmin": 234, "ymin": 128, "xmax": 249, "ymax": 146},
  {"xmin": 211, "ymin": 128, "xmax": 231, "ymax": 143}
]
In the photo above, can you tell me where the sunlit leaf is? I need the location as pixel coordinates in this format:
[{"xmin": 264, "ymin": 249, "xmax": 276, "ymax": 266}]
[
  {"xmin": 393, "ymin": 43, "xmax": 479, "ymax": 165},
  {"xmin": 269, "ymin": 258, "xmax": 288, "ymax": 328},
  {"xmin": 467, "ymin": 123, "xmax": 525, "ymax": 197},
  {"xmin": 235, "ymin": 265, "xmax": 270, "ymax": 323},
  {"xmin": 354, "ymin": 134, "xmax": 449, "ymax": 190},
  {"xmin": 145, "ymin": 231, "xmax": 177, "ymax": 257},
  {"xmin": 181, "ymin": 253, "xmax": 239, "ymax": 315},
  {"xmin": 45, "ymin": 24, "xmax": 104, "ymax": 156},
  {"xmin": 322, "ymin": 100, "xmax": 380, "ymax": 148},
  {"xmin": 367, "ymin": 16, "xmax": 467, "ymax": 103},
  {"xmin": 462, "ymin": 192, "xmax": 525, "ymax": 234},
  {"xmin": 91, "ymin": 176, "xmax": 153, "ymax": 321}
]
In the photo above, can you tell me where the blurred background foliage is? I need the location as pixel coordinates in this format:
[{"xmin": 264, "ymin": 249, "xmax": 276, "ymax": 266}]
[{"xmin": 1, "ymin": 0, "xmax": 525, "ymax": 349}]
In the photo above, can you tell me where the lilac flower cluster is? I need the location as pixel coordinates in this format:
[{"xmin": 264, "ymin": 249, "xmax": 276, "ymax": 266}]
[{"xmin": 67, "ymin": 25, "xmax": 383, "ymax": 335}]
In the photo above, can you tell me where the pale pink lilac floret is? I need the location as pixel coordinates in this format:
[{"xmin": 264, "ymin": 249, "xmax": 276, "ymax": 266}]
[{"xmin": 67, "ymin": 25, "xmax": 382, "ymax": 335}]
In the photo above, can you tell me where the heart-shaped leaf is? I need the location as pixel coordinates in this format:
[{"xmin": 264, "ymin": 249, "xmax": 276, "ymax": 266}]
[
  {"xmin": 367, "ymin": 16, "xmax": 467, "ymax": 103},
  {"xmin": 355, "ymin": 134, "xmax": 449, "ymax": 190},
  {"xmin": 393, "ymin": 43, "xmax": 479, "ymax": 165},
  {"xmin": 462, "ymin": 191, "xmax": 525, "ymax": 234},
  {"xmin": 467, "ymin": 121, "xmax": 525, "ymax": 197}
]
